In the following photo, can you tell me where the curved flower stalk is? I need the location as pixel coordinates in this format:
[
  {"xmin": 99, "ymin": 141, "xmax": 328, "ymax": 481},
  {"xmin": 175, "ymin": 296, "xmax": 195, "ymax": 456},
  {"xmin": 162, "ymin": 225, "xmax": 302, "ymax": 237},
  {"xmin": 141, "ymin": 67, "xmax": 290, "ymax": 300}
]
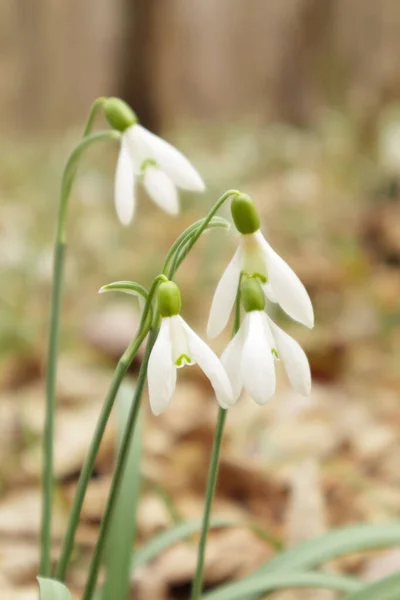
[
  {"xmin": 207, "ymin": 193, "xmax": 314, "ymax": 338},
  {"xmin": 221, "ymin": 277, "xmax": 311, "ymax": 405},
  {"xmin": 103, "ymin": 98, "xmax": 205, "ymax": 224},
  {"xmin": 148, "ymin": 281, "xmax": 234, "ymax": 415}
]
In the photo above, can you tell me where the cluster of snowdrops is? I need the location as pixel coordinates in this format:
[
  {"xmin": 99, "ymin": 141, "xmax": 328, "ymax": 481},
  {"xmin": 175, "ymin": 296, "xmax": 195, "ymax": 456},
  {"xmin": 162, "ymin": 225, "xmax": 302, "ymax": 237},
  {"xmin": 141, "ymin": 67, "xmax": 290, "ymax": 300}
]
[{"xmin": 38, "ymin": 97, "xmax": 316, "ymax": 600}]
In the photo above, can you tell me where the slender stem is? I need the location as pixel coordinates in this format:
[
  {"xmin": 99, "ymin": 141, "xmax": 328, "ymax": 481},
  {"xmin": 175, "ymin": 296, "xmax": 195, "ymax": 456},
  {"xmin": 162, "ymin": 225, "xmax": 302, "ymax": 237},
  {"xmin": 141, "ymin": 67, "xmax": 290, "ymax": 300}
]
[
  {"xmin": 169, "ymin": 218, "xmax": 229, "ymax": 278},
  {"xmin": 190, "ymin": 278, "xmax": 243, "ymax": 599},
  {"xmin": 82, "ymin": 329, "xmax": 158, "ymax": 600},
  {"xmin": 40, "ymin": 241, "xmax": 65, "ymax": 575},
  {"xmin": 56, "ymin": 275, "xmax": 161, "ymax": 581},
  {"xmin": 162, "ymin": 189, "xmax": 239, "ymax": 278},
  {"xmin": 55, "ymin": 328, "xmax": 148, "ymax": 581},
  {"xmin": 190, "ymin": 407, "xmax": 227, "ymax": 600},
  {"xmin": 40, "ymin": 101, "xmax": 113, "ymax": 576},
  {"xmin": 82, "ymin": 97, "xmax": 106, "ymax": 137}
]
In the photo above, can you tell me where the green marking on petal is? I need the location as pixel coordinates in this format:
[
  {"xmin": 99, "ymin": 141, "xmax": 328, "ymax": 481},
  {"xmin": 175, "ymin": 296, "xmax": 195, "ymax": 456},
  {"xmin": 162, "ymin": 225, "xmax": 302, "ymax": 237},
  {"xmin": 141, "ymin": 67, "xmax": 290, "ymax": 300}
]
[
  {"xmin": 140, "ymin": 158, "xmax": 157, "ymax": 172},
  {"xmin": 175, "ymin": 353, "xmax": 192, "ymax": 367},
  {"xmin": 272, "ymin": 348, "xmax": 279, "ymax": 360}
]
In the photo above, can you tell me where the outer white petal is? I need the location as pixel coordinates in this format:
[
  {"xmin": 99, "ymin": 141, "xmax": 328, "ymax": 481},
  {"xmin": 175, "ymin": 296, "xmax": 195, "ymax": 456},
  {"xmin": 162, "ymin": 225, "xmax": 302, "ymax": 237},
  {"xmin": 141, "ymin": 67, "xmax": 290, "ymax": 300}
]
[
  {"xmin": 267, "ymin": 318, "xmax": 311, "ymax": 397},
  {"xmin": 207, "ymin": 245, "xmax": 242, "ymax": 339},
  {"xmin": 123, "ymin": 125, "xmax": 149, "ymax": 169},
  {"xmin": 241, "ymin": 311, "xmax": 276, "ymax": 405},
  {"xmin": 114, "ymin": 143, "xmax": 136, "ymax": 225},
  {"xmin": 181, "ymin": 318, "xmax": 235, "ymax": 408},
  {"xmin": 143, "ymin": 166, "xmax": 179, "ymax": 215},
  {"xmin": 254, "ymin": 230, "xmax": 314, "ymax": 329},
  {"xmin": 148, "ymin": 318, "xmax": 177, "ymax": 415},
  {"xmin": 131, "ymin": 125, "xmax": 205, "ymax": 191},
  {"xmin": 220, "ymin": 319, "xmax": 247, "ymax": 403}
]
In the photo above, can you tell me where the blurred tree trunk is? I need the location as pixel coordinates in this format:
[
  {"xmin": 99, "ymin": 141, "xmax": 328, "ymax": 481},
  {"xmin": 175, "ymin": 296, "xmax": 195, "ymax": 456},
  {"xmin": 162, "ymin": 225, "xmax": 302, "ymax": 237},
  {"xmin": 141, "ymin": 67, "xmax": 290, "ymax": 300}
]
[
  {"xmin": 3, "ymin": 0, "xmax": 400, "ymax": 133},
  {"xmin": 118, "ymin": 0, "xmax": 160, "ymax": 132}
]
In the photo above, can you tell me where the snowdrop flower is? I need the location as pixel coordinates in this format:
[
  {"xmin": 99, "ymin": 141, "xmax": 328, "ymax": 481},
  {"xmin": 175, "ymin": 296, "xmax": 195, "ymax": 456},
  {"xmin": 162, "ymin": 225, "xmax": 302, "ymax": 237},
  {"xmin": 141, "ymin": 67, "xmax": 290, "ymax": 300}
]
[
  {"xmin": 103, "ymin": 97, "xmax": 205, "ymax": 225},
  {"xmin": 148, "ymin": 281, "xmax": 234, "ymax": 415},
  {"xmin": 221, "ymin": 277, "xmax": 311, "ymax": 405},
  {"xmin": 207, "ymin": 193, "xmax": 314, "ymax": 338}
]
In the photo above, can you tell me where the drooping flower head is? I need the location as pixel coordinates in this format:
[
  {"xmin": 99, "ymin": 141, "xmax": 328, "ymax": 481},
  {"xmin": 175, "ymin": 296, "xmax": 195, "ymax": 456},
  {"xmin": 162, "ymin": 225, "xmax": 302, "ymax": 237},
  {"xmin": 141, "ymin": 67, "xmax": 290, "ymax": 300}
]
[
  {"xmin": 207, "ymin": 193, "xmax": 314, "ymax": 338},
  {"xmin": 148, "ymin": 281, "xmax": 233, "ymax": 415},
  {"xmin": 221, "ymin": 276, "xmax": 311, "ymax": 406},
  {"xmin": 103, "ymin": 98, "xmax": 205, "ymax": 225}
]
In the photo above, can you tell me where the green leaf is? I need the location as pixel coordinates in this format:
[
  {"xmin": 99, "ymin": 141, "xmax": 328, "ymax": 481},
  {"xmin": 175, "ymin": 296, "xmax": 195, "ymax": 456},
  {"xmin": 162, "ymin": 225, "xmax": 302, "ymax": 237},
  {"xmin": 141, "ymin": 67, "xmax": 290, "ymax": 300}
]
[
  {"xmin": 37, "ymin": 577, "xmax": 72, "ymax": 600},
  {"xmin": 102, "ymin": 383, "xmax": 142, "ymax": 600},
  {"xmin": 131, "ymin": 517, "xmax": 281, "ymax": 571},
  {"xmin": 341, "ymin": 573, "xmax": 400, "ymax": 600},
  {"xmin": 132, "ymin": 518, "xmax": 233, "ymax": 570},
  {"xmin": 211, "ymin": 522, "xmax": 400, "ymax": 600},
  {"xmin": 202, "ymin": 571, "xmax": 362, "ymax": 600},
  {"xmin": 260, "ymin": 522, "xmax": 400, "ymax": 574}
]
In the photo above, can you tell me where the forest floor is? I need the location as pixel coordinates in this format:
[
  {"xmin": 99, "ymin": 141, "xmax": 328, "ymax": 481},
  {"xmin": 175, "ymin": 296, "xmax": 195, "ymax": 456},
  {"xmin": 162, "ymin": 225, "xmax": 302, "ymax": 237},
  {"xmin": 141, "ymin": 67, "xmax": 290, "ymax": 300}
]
[{"xmin": 1, "ymin": 114, "xmax": 400, "ymax": 599}]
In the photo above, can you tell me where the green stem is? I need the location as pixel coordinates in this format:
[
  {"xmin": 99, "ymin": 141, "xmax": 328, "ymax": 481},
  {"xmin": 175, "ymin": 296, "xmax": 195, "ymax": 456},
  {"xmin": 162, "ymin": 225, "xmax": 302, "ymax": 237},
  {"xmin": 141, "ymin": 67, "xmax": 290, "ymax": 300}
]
[
  {"xmin": 82, "ymin": 97, "xmax": 106, "ymax": 137},
  {"xmin": 190, "ymin": 407, "xmax": 227, "ymax": 600},
  {"xmin": 40, "ymin": 241, "xmax": 65, "ymax": 575},
  {"xmin": 82, "ymin": 328, "xmax": 158, "ymax": 600},
  {"xmin": 56, "ymin": 275, "xmax": 161, "ymax": 581},
  {"xmin": 190, "ymin": 275, "xmax": 243, "ymax": 600},
  {"xmin": 55, "ymin": 327, "xmax": 148, "ymax": 581},
  {"xmin": 162, "ymin": 190, "xmax": 239, "ymax": 278},
  {"xmin": 40, "ymin": 100, "xmax": 114, "ymax": 577}
]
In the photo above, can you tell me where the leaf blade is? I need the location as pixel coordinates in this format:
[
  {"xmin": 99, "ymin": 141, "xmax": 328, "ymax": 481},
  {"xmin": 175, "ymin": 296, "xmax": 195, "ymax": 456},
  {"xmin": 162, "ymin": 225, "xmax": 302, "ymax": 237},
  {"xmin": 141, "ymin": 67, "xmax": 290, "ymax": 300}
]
[
  {"xmin": 342, "ymin": 572, "xmax": 400, "ymax": 600},
  {"xmin": 202, "ymin": 571, "xmax": 362, "ymax": 600},
  {"xmin": 37, "ymin": 577, "xmax": 72, "ymax": 600},
  {"xmin": 103, "ymin": 383, "xmax": 142, "ymax": 600}
]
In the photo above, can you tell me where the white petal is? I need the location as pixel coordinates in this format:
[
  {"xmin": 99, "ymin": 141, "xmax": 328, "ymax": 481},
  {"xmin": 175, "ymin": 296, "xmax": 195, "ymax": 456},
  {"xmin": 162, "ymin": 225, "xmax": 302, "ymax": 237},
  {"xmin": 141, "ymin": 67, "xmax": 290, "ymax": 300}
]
[
  {"xmin": 262, "ymin": 283, "xmax": 278, "ymax": 304},
  {"xmin": 181, "ymin": 318, "xmax": 235, "ymax": 408},
  {"xmin": 220, "ymin": 320, "xmax": 247, "ymax": 403},
  {"xmin": 241, "ymin": 312, "xmax": 276, "ymax": 405},
  {"xmin": 123, "ymin": 125, "xmax": 149, "ymax": 169},
  {"xmin": 207, "ymin": 245, "xmax": 242, "ymax": 339},
  {"xmin": 143, "ymin": 166, "xmax": 179, "ymax": 215},
  {"xmin": 170, "ymin": 315, "xmax": 193, "ymax": 367},
  {"xmin": 255, "ymin": 231, "xmax": 314, "ymax": 328},
  {"xmin": 114, "ymin": 143, "xmax": 136, "ymax": 225},
  {"xmin": 268, "ymin": 318, "xmax": 311, "ymax": 396},
  {"xmin": 131, "ymin": 125, "xmax": 205, "ymax": 191},
  {"xmin": 148, "ymin": 318, "xmax": 177, "ymax": 415}
]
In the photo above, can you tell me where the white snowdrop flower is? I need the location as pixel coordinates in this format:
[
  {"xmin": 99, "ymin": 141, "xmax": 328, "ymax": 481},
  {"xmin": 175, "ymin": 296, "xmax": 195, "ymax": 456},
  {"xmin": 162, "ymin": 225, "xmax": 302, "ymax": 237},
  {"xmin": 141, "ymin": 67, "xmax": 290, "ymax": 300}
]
[
  {"xmin": 103, "ymin": 97, "xmax": 205, "ymax": 225},
  {"xmin": 221, "ymin": 277, "xmax": 311, "ymax": 405},
  {"xmin": 207, "ymin": 193, "xmax": 314, "ymax": 338},
  {"xmin": 148, "ymin": 281, "xmax": 234, "ymax": 415}
]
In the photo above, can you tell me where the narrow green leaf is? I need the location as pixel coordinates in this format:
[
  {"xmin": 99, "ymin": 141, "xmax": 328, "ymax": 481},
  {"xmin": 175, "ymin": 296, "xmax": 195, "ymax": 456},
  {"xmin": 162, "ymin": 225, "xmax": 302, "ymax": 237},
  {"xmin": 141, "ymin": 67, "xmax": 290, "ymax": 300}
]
[
  {"xmin": 202, "ymin": 571, "xmax": 362, "ymax": 600},
  {"xmin": 132, "ymin": 518, "xmax": 233, "ymax": 570},
  {"xmin": 212, "ymin": 522, "xmax": 400, "ymax": 600},
  {"xmin": 342, "ymin": 573, "xmax": 400, "ymax": 600},
  {"xmin": 37, "ymin": 577, "xmax": 72, "ymax": 600},
  {"xmin": 102, "ymin": 383, "xmax": 142, "ymax": 600},
  {"xmin": 260, "ymin": 522, "xmax": 400, "ymax": 574},
  {"xmin": 131, "ymin": 517, "xmax": 280, "ymax": 571}
]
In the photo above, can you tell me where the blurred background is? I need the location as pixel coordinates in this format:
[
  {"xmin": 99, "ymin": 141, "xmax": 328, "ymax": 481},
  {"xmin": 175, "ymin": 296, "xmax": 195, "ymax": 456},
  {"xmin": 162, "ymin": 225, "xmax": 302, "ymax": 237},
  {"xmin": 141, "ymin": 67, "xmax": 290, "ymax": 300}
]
[{"xmin": 2, "ymin": 1, "xmax": 400, "ymax": 598}]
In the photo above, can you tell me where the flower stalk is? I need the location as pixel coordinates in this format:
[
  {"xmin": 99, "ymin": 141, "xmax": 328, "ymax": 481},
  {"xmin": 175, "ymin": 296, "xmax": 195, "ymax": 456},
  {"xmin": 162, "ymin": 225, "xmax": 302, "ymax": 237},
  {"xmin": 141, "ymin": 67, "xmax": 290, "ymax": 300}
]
[
  {"xmin": 81, "ymin": 327, "xmax": 159, "ymax": 600},
  {"xmin": 190, "ymin": 278, "xmax": 243, "ymax": 600},
  {"xmin": 40, "ymin": 101, "xmax": 116, "ymax": 576}
]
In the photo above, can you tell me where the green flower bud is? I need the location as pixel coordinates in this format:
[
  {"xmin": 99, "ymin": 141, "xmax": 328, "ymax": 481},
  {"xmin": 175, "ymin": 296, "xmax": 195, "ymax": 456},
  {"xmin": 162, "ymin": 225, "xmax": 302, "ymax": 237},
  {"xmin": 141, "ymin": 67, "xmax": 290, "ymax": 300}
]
[
  {"xmin": 231, "ymin": 193, "xmax": 260, "ymax": 234},
  {"xmin": 103, "ymin": 97, "xmax": 137, "ymax": 132},
  {"xmin": 241, "ymin": 277, "xmax": 265, "ymax": 312},
  {"xmin": 158, "ymin": 281, "xmax": 182, "ymax": 318}
]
